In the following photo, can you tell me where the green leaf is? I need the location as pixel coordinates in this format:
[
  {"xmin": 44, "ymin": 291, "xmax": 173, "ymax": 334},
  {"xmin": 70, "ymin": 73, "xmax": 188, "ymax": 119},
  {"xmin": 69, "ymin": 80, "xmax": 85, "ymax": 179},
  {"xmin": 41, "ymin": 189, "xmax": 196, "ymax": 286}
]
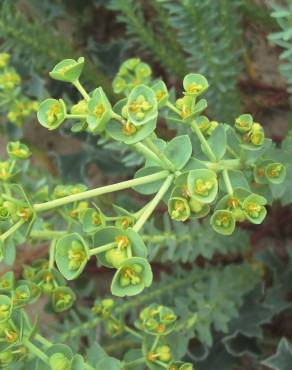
[
  {"xmin": 207, "ymin": 125, "xmax": 226, "ymax": 160},
  {"xmin": 163, "ymin": 135, "xmax": 192, "ymax": 170},
  {"xmin": 133, "ymin": 166, "xmax": 165, "ymax": 195},
  {"xmin": 262, "ymin": 338, "xmax": 292, "ymax": 370}
]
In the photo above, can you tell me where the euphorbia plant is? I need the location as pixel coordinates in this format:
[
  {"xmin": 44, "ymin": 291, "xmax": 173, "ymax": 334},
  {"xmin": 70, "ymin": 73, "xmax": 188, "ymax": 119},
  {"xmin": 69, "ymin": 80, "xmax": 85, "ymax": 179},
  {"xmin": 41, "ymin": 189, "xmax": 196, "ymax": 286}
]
[{"xmin": 0, "ymin": 56, "xmax": 288, "ymax": 369}]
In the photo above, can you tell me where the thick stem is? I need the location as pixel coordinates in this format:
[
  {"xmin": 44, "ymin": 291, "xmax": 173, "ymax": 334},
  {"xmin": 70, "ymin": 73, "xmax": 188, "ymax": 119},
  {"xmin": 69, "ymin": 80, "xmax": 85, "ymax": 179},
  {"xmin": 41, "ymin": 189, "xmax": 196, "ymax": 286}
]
[
  {"xmin": 124, "ymin": 357, "xmax": 146, "ymax": 367},
  {"xmin": 144, "ymin": 138, "xmax": 176, "ymax": 172},
  {"xmin": 124, "ymin": 325, "xmax": 143, "ymax": 339},
  {"xmin": 222, "ymin": 169, "xmax": 233, "ymax": 195},
  {"xmin": 30, "ymin": 230, "xmax": 66, "ymax": 240},
  {"xmin": 66, "ymin": 114, "xmax": 87, "ymax": 120},
  {"xmin": 133, "ymin": 175, "xmax": 174, "ymax": 232},
  {"xmin": 35, "ymin": 334, "xmax": 52, "ymax": 348},
  {"xmin": 73, "ymin": 80, "xmax": 90, "ymax": 101},
  {"xmin": 166, "ymin": 101, "xmax": 180, "ymax": 115},
  {"xmin": 0, "ymin": 219, "xmax": 25, "ymax": 242},
  {"xmin": 33, "ymin": 171, "xmax": 169, "ymax": 213},
  {"xmin": 190, "ymin": 120, "xmax": 217, "ymax": 162},
  {"xmin": 133, "ymin": 142, "xmax": 165, "ymax": 168},
  {"xmin": 23, "ymin": 340, "xmax": 49, "ymax": 363}
]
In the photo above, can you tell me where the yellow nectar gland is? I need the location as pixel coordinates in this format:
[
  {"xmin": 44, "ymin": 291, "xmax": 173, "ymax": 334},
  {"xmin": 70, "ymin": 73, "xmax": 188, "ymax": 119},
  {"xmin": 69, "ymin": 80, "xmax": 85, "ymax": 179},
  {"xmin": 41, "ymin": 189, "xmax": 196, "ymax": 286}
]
[
  {"xmin": 11, "ymin": 148, "xmax": 27, "ymax": 158},
  {"xmin": 18, "ymin": 207, "xmax": 31, "ymax": 221},
  {"xmin": 194, "ymin": 179, "xmax": 213, "ymax": 197},
  {"xmin": 181, "ymin": 184, "xmax": 191, "ymax": 198},
  {"xmin": 59, "ymin": 65, "xmax": 72, "ymax": 76},
  {"xmin": 0, "ymin": 304, "xmax": 9, "ymax": 319},
  {"xmin": 235, "ymin": 118, "xmax": 249, "ymax": 129},
  {"xmin": 251, "ymin": 132, "xmax": 263, "ymax": 146},
  {"xmin": 147, "ymin": 352, "xmax": 159, "ymax": 362},
  {"xmin": 0, "ymin": 162, "xmax": 10, "ymax": 180},
  {"xmin": 268, "ymin": 165, "xmax": 282, "ymax": 178},
  {"xmin": 186, "ymin": 82, "xmax": 203, "ymax": 94},
  {"xmin": 68, "ymin": 243, "xmax": 86, "ymax": 270},
  {"xmin": 5, "ymin": 329, "xmax": 18, "ymax": 343},
  {"xmin": 257, "ymin": 168, "xmax": 265, "ymax": 177},
  {"xmin": 94, "ymin": 104, "xmax": 105, "ymax": 119},
  {"xmin": 115, "ymin": 235, "xmax": 129, "ymax": 250},
  {"xmin": 245, "ymin": 202, "xmax": 262, "ymax": 218},
  {"xmin": 122, "ymin": 121, "xmax": 137, "ymax": 136},
  {"xmin": 92, "ymin": 212, "xmax": 102, "ymax": 225},
  {"xmin": 0, "ymin": 280, "xmax": 10, "ymax": 289},
  {"xmin": 216, "ymin": 214, "xmax": 232, "ymax": 228},
  {"xmin": 129, "ymin": 95, "xmax": 152, "ymax": 120},
  {"xmin": 156, "ymin": 323, "xmax": 166, "ymax": 334},
  {"xmin": 47, "ymin": 104, "xmax": 61, "ymax": 124},
  {"xmin": 171, "ymin": 200, "xmax": 186, "ymax": 219},
  {"xmin": 227, "ymin": 197, "xmax": 239, "ymax": 209},
  {"xmin": 155, "ymin": 90, "xmax": 166, "ymax": 102}
]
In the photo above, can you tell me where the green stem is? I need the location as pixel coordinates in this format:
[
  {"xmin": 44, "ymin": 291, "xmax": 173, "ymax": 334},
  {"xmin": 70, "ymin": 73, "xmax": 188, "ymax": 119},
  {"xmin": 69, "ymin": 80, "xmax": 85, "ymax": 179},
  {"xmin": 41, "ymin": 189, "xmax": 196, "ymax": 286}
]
[
  {"xmin": 33, "ymin": 170, "xmax": 169, "ymax": 213},
  {"xmin": 206, "ymin": 159, "xmax": 241, "ymax": 171},
  {"xmin": 190, "ymin": 120, "xmax": 217, "ymax": 162},
  {"xmin": 222, "ymin": 169, "xmax": 233, "ymax": 195},
  {"xmin": 124, "ymin": 357, "xmax": 146, "ymax": 367},
  {"xmin": 166, "ymin": 101, "xmax": 180, "ymax": 115},
  {"xmin": 133, "ymin": 142, "xmax": 165, "ymax": 168},
  {"xmin": 73, "ymin": 80, "xmax": 90, "ymax": 101},
  {"xmin": 89, "ymin": 242, "xmax": 116, "ymax": 257},
  {"xmin": 151, "ymin": 335, "xmax": 161, "ymax": 351},
  {"xmin": 49, "ymin": 240, "xmax": 56, "ymax": 270},
  {"xmin": 35, "ymin": 334, "xmax": 52, "ymax": 348},
  {"xmin": 23, "ymin": 340, "xmax": 49, "ymax": 363},
  {"xmin": 30, "ymin": 230, "xmax": 66, "ymax": 240},
  {"xmin": 133, "ymin": 175, "xmax": 174, "ymax": 232},
  {"xmin": 111, "ymin": 111, "xmax": 126, "ymax": 124},
  {"xmin": 144, "ymin": 137, "xmax": 176, "ymax": 172},
  {"xmin": 124, "ymin": 325, "xmax": 143, "ymax": 339},
  {"xmin": 0, "ymin": 219, "xmax": 25, "ymax": 242},
  {"xmin": 66, "ymin": 114, "xmax": 87, "ymax": 119}
]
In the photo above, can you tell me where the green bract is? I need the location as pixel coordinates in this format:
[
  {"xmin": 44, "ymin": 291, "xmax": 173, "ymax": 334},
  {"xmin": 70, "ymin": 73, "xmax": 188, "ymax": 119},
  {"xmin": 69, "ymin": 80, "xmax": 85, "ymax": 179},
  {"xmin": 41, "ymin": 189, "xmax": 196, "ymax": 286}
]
[
  {"xmin": 93, "ymin": 227, "xmax": 147, "ymax": 268},
  {"xmin": 243, "ymin": 193, "xmax": 267, "ymax": 224},
  {"xmin": 265, "ymin": 162, "xmax": 286, "ymax": 184},
  {"xmin": 49, "ymin": 57, "xmax": 84, "ymax": 83},
  {"xmin": 235, "ymin": 113, "xmax": 253, "ymax": 133},
  {"xmin": 52, "ymin": 287, "xmax": 76, "ymax": 313},
  {"xmin": 55, "ymin": 234, "xmax": 90, "ymax": 280},
  {"xmin": 7, "ymin": 141, "xmax": 31, "ymax": 160},
  {"xmin": 127, "ymin": 85, "xmax": 158, "ymax": 126},
  {"xmin": 152, "ymin": 80, "xmax": 169, "ymax": 107},
  {"xmin": 187, "ymin": 169, "xmax": 218, "ymax": 203},
  {"xmin": 0, "ymin": 295, "xmax": 12, "ymax": 323},
  {"xmin": 80, "ymin": 207, "xmax": 105, "ymax": 233},
  {"xmin": 37, "ymin": 98, "xmax": 66, "ymax": 130},
  {"xmin": 168, "ymin": 196, "xmax": 190, "ymax": 222},
  {"xmin": 87, "ymin": 87, "xmax": 112, "ymax": 133},
  {"xmin": 183, "ymin": 73, "xmax": 208, "ymax": 96},
  {"xmin": 111, "ymin": 257, "xmax": 153, "ymax": 297},
  {"xmin": 210, "ymin": 209, "xmax": 236, "ymax": 235},
  {"xmin": 106, "ymin": 99, "xmax": 156, "ymax": 144}
]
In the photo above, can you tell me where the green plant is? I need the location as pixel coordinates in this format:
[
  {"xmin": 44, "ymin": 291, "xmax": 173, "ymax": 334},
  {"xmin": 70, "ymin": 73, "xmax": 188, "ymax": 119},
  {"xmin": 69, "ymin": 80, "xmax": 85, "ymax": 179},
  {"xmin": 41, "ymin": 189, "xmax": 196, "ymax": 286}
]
[{"xmin": 0, "ymin": 55, "xmax": 289, "ymax": 369}]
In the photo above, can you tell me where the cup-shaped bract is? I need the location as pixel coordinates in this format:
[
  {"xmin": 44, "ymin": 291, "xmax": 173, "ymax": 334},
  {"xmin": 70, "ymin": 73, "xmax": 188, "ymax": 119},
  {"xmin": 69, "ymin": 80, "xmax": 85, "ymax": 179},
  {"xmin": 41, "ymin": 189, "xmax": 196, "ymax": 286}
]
[
  {"xmin": 13, "ymin": 284, "xmax": 31, "ymax": 308},
  {"xmin": 7, "ymin": 141, "xmax": 31, "ymax": 160},
  {"xmin": 168, "ymin": 363, "xmax": 194, "ymax": 370},
  {"xmin": 55, "ymin": 233, "xmax": 90, "ymax": 280},
  {"xmin": 49, "ymin": 57, "xmax": 84, "ymax": 83},
  {"xmin": 0, "ymin": 272, "xmax": 14, "ymax": 293},
  {"xmin": 37, "ymin": 98, "xmax": 66, "ymax": 130},
  {"xmin": 189, "ymin": 198, "xmax": 210, "ymax": 219},
  {"xmin": 265, "ymin": 162, "xmax": 286, "ymax": 184},
  {"xmin": 243, "ymin": 194, "xmax": 267, "ymax": 224},
  {"xmin": 127, "ymin": 85, "xmax": 158, "ymax": 126},
  {"xmin": 106, "ymin": 99, "xmax": 156, "ymax": 144},
  {"xmin": 52, "ymin": 287, "xmax": 76, "ymax": 313},
  {"xmin": 187, "ymin": 169, "xmax": 218, "ymax": 204},
  {"xmin": 87, "ymin": 87, "xmax": 112, "ymax": 133},
  {"xmin": 49, "ymin": 352, "xmax": 71, "ymax": 370},
  {"xmin": 211, "ymin": 209, "xmax": 236, "ymax": 235},
  {"xmin": 235, "ymin": 114, "xmax": 253, "ymax": 133},
  {"xmin": 136, "ymin": 304, "xmax": 177, "ymax": 335},
  {"xmin": 111, "ymin": 257, "xmax": 153, "ymax": 297},
  {"xmin": 152, "ymin": 80, "xmax": 169, "ymax": 108},
  {"xmin": 93, "ymin": 227, "xmax": 147, "ymax": 268},
  {"xmin": 183, "ymin": 73, "xmax": 208, "ymax": 96},
  {"xmin": 168, "ymin": 197, "xmax": 190, "ymax": 222},
  {"xmin": 0, "ymin": 295, "xmax": 12, "ymax": 324},
  {"xmin": 80, "ymin": 207, "xmax": 105, "ymax": 234}
]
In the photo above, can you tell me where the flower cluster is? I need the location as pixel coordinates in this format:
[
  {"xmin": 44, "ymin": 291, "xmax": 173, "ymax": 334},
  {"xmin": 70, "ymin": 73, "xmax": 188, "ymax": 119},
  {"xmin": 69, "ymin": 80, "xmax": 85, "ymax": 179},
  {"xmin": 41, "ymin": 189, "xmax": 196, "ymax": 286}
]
[{"xmin": 0, "ymin": 53, "xmax": 38, "ymax": 128}]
